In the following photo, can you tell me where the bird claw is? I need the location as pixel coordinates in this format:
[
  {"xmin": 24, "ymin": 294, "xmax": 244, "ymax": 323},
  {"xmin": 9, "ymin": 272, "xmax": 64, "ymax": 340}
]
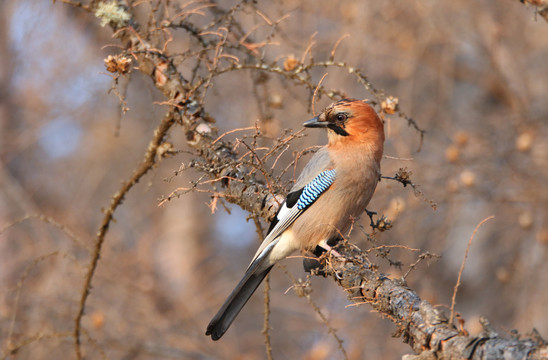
[
  {"xmin": 302, "ymin": 240, "xmax": 345, "ymax": 275},
  {"xmin": 302, "ymin": 253, "xmax": 324, "ymax": 274},
  {"xmin": 365, "ymin": 208, "xmax": 377, "ymax": 228},
  {"xmin": 365, "ymin": 209, "xmax": 377, "ymax": 217}
]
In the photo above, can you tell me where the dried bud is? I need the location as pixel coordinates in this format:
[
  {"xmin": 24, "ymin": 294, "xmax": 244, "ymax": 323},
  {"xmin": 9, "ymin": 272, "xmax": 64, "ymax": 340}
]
[
  {"xmin": 104, "ymin": 54, "xmax": 131, "ymax": 74},
  {"xmin": 156, "ymin": 142, "xmax": 175, "ymax": 160},
  {"xmin": 381, "ymin": 96, "xmax": 399, "ymax": 114},
  {"xmin": 116, "ymin": 56, "xmax": 131, "ymax": 74},
  {"xmin": 376, "ymin": 215, "xmax": 393, "ymax": 231},
  {"xmin": 283, "ymin": 56, "xmax": 299, "ymax": 71},
  {"xmin": 395, "ymin": 168, "xmax": 412, "ymax": 186},
  {"xmin": 104, "ymin": 55, "xmax": 117, "ymax": 73}
]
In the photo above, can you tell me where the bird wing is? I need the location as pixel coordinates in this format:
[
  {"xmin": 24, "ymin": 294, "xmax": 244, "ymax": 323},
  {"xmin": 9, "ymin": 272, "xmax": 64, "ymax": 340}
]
[{"xmin": 249, "ymin": 167, "xmax": 336, "ymax": 268}]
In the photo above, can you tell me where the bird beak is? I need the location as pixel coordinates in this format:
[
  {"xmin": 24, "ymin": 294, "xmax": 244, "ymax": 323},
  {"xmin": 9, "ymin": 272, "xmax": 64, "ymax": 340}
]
[{"xmin": 303, "ymin": 116, "xmax": 328, "ymax": 128}]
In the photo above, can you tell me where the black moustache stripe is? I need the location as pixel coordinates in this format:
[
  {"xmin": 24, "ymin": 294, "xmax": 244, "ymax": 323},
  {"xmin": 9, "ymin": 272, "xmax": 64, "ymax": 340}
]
[{"xmin": 327, "ymin": 123, "xmax": 349, "ymax": 136}]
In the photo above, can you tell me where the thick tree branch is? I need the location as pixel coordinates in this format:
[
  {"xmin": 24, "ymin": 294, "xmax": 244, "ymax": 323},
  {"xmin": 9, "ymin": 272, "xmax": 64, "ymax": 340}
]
[{"xmin": 319, "ymin": 241, "xmax": 548, "ymax": 360}]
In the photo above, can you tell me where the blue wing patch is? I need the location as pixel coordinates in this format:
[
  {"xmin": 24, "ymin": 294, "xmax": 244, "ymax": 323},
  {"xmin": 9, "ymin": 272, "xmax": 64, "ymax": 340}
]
[{"xmin": 296, "ymin": 169, "xmax": 336, "ymax": 210}]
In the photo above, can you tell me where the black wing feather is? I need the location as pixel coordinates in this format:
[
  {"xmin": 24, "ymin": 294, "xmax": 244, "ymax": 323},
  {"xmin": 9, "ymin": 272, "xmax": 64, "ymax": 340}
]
[{"xmin": 265, "ymin": 188, "xmax": 304, "ymax": 235}]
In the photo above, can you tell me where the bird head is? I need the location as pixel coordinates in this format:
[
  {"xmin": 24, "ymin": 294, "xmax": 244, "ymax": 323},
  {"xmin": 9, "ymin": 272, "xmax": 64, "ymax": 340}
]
[{"xmin": 303, "ymin": 99, "xmax": 385, "ymax": 149}]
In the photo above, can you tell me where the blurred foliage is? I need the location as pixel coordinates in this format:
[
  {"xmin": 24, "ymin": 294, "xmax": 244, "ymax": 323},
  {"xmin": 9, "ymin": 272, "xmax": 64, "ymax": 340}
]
[{"xmin": 0, "ymin": 0, "xmax": 547, "ymax": 359}]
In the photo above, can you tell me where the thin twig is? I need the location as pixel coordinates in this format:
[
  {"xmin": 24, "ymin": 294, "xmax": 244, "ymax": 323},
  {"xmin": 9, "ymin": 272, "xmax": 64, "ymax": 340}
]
[
  {"xmin": 403, "ymin": 251, "xmax": 439, "ymax": 279},
  {"xmin": 330, "ymin": 34, "xmax": 350, "ymax": 61},
  {"xmin": 449, "ymin": 215, "xmax": 495, "ymax": 324},
  {"xmin": 211, "ymin": 126, "xmax": 257, "ymax": 145},
  {"xmin": 263, "ymin": 275, "xmax": 273, "ymax": 360},
  {"xmin": 6, "ymin": 252, "xmax": 60, "ymax": 352},
  {"xmin": 0, "ymin": 214, "xmax": 90, "ymax": 253},
  {"xmin": 312, "ymin": 72, "xmax": 329, "ymax": 116}
]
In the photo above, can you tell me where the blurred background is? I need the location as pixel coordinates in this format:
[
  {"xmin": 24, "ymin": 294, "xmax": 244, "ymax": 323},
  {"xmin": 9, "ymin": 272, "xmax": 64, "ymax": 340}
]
[{"xmin": 0, "ymin": 0, "xmax": 547, "ymax": 359}]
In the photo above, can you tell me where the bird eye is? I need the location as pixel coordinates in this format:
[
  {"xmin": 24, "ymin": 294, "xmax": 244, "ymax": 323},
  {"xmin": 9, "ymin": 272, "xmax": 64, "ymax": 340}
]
[{"xmin": 336, "ymin": 113, "xmax": 347, "ymax": 122}]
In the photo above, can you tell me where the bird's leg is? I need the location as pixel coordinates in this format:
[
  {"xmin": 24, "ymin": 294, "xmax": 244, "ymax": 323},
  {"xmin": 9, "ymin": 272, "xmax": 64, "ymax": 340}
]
[
  {"xmin": 302, "ymin": 238, "xmax": 345, "ymax": 274},
  {"xmin": 318, "ymin": 239, "xmax": 343, "ymax": 258},
  {"xmin": 365, "ymin": 208, "xmax": 377, "ymax": 228},
  {"xmin": 317, "ymin": 240, "xmax": 346, "ymax": 279}
]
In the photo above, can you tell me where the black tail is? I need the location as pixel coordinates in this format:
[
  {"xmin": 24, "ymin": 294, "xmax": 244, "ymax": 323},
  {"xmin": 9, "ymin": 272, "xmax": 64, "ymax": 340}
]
[{"xmin": 206, "ymin": 263, "xmax": 274, "ymax": 340}]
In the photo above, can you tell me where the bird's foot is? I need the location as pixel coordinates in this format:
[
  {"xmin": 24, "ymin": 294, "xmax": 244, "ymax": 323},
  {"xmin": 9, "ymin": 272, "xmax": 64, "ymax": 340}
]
[
  {"xmin": 303, "ymin": 238, "xmax": 346, "ymax": 275},
  {"xmin": 302, "ymin": 251, "xmax": 325, "ymax": 275},
  {"xmin": 365, "ymin": 208, "xmax": 377, "ymax": 228},
  {"xmin": 318, "ymin": 241, "xmax": 343, "ymax": 258}
]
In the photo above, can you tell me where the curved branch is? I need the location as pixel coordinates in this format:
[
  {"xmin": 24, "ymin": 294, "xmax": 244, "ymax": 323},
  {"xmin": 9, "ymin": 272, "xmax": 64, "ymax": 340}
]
[{"xmin": 73, "ymin": 111, "xmax": 176, "ymax": 359}]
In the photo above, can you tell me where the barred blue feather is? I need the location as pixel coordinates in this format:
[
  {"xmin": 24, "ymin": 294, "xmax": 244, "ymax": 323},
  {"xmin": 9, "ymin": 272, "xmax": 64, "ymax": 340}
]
[{"xmin": 297, "ymin": 169, "xmax": 336, "ymax": 210}]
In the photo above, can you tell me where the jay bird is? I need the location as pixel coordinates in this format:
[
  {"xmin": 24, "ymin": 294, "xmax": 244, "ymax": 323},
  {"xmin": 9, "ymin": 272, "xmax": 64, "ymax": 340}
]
[{"xmin": 206, "ymin": 98, "xmax": 385, "ymax": 340}]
